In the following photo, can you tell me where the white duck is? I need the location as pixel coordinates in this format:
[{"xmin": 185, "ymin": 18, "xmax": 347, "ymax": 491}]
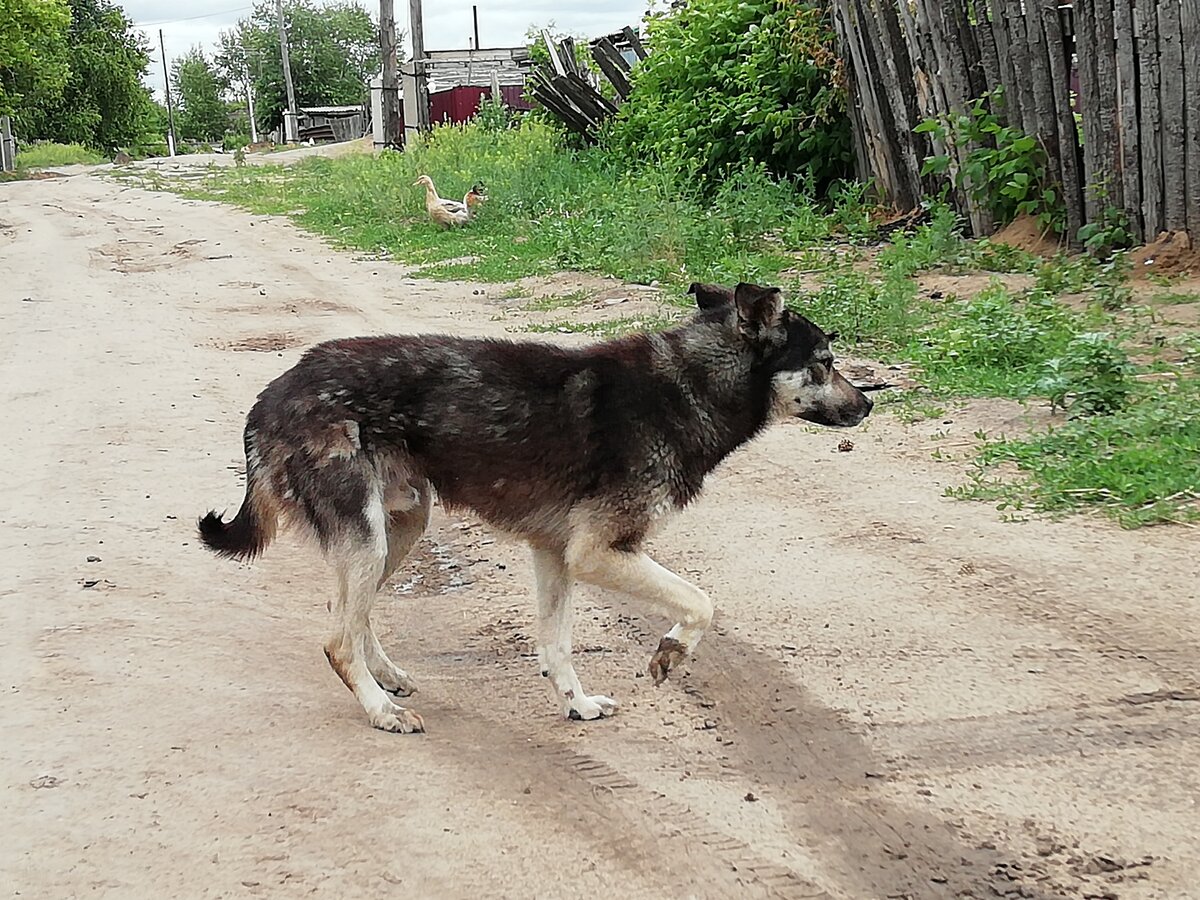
[{"xmin": 413, "ymin": 175, "xmax": 485, "ymax": 228}]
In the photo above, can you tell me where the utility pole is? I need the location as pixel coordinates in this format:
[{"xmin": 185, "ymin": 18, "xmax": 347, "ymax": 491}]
[
  {"xmin": 245, "ymin": 64, "xmax": 259, "ymax": 144},
  {"xmin": 274, "ymin": 0, "xmax": 298, "ymax": 142},
  {"xmin": 408, "ymin": 0, "xmax": 430, "ymax": 133},
  {"xmin": 380, "ymin": 0, "xmax": 401, "ymax": 147},
  {"xmin": 240, "ymin": 31, "xmax": 259, "ymax": 144},
  {"xmin": 159, "ymin": 29, "xmax": 177, "ymax": 157},
  {"xmin": 472, "ymin": 5, "xmax": 480, "ymax": 51}
]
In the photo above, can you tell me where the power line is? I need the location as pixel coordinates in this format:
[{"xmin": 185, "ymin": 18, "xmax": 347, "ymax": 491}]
[{"xmin": 135, "ymin": 5, "xmax": 255, "ymax": 28}]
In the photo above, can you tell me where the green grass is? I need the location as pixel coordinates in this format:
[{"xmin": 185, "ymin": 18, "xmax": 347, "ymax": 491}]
[
  {"xmin": 525, "ymin": 289, "xmax": 593, "ymax": 311},
  {"xmin": 951, "ymin": 378, "xmax": 1200, "ymax": 526},
  {"xmin": 16, "ymin": 142, "xmax": 106, "ymax": 168},
  {"xmin": 161, "ymin": 121, "xmax": 848, "ymax": 288}
]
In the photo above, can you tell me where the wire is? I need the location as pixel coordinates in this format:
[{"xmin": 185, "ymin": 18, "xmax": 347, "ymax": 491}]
[{"xmin": 135, "ymin": 5, "xmax": 255, "ymax": 28}]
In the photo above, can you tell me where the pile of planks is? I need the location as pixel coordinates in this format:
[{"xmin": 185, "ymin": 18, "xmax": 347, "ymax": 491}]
[
  {"xmin": 833, "ymin": 0, "xmax": 1200, "ymax": 244},
  {"xmin": 526, "ymin": 27, "xmax": 648, "ymax": 141}
]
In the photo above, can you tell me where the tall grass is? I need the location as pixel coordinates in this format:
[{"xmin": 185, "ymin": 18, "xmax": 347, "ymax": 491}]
[
  {"xmin": 16, "ymin": 142, "xmax": 106, "ymax": 168},
  {"xmin": 183, "ymin": 121, "xmax": 843, "ymax": 286}
]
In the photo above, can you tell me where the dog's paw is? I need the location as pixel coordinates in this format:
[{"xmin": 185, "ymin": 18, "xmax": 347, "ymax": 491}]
[
  {"xmin": 368, "ymin": 703, "xmax": 425, "ymax": 734},
  {"xmin": 566, "ymin": 695, "xmax": 619, "ymax": 721},
  {"xmin": 373, "ymin": 666, "xmax": 418, "ymax": 698},
  {"xmin": 649, "ymin": 636, "xmax": 688, "ymax": 685}
]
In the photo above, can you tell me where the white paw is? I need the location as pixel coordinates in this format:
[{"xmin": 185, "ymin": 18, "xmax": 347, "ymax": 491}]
[
  {"xmin": 367, "ymin": 702, "xmax": 425, "ymax": 734},
  {"xmin": 566, "ymin": 694, "xmax": 619, "ymax": 721}
]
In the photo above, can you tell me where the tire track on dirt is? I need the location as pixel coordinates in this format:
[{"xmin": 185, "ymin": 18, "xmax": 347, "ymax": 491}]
[
  {"xmin": 418, "ymin": 705, "xmax": 829, "ymax": 898},
  {"xmin": 670, "ymin": 635, "xmax": 1059, "ymax": 900}
]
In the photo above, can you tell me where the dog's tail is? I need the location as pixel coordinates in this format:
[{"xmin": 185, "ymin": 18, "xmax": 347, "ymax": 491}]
[{"xmin": 198, "ymin": 433, "xmax": 278, "ymax": 561}]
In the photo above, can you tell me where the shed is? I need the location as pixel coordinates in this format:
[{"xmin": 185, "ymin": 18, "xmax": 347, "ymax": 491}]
[{"xmin": 297, "ymin": 105, "xmax": 366, "ymax": 144}]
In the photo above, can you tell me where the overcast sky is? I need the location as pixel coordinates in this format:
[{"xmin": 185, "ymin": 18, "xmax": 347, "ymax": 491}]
[{"xmin": 127, "ymin": 0, "xmax": 651, "ymax": 100}]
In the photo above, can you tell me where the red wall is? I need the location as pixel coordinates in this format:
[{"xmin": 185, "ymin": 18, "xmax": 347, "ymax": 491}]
[{"xmin": 428, "ymin": 85, "xmax": 532, "ymax": 126}]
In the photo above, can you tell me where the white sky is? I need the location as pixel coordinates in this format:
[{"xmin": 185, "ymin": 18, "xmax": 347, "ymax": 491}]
[{"xmin": 127, "ymin": 1, "xmax": 651, "ymax": 100}]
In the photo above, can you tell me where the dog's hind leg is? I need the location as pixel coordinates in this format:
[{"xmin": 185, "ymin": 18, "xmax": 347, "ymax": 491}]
[
  {"xmin": 533, "ymin": 547, "xmax": 618, "ymax": 721},
  {"xmin": 566, "ymin": 535, "xmax": 713, "ymax": 686},
  {"xmin": 324, "ymin": 493, "xmax": 424, "ymax": 734},
  {"xmin": 367, "ymin": 485, "xmax": 432, "ymax": 697}
]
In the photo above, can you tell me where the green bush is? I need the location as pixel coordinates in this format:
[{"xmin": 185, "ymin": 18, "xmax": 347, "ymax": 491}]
[
  {"xmin": 1036, "ymin": 332, "xmax": 1135, "ymax": 416},
  {"xmin": 610, "ymin": 0, "xmax": 851, "ymax": 190}
]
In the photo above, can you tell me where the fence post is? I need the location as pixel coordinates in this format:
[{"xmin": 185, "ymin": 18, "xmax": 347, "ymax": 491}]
[{"xmin": 0, "ymin": 116, "xmax": 14, "ymax": 172}]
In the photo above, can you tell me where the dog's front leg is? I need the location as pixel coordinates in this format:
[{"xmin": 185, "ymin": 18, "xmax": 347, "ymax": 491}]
[
  {"xmin": 565, "ymin": 539, "xmax": 714, "ymax": 685},
  {"xmin": 532, "ymin": 547, "xmax": 618, "ymax": 720}
]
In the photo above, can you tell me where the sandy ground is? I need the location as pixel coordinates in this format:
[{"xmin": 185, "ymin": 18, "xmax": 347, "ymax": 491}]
[{"xmin": 3, "ymin": 165, "xmax": 1199, "ymax": 900}]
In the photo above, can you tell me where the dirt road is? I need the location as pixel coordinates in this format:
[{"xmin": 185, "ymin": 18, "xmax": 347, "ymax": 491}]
[{"xmin": 3, "ymin": 170, "xmax": 1198, "ymax": 900}]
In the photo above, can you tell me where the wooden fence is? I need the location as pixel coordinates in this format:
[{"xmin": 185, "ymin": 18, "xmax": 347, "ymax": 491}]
[
  {"xmin": 832, "ymin": 0, "xmax": 1200, "ymax": 245},
  {"xmin": 527, "ymin": 28, "xmax": 647, "ymax": 141}
]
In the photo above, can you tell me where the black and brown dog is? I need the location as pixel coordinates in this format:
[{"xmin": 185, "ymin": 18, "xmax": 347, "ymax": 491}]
[{"xmin": 200, "ymin": 282, "xmax": 872, "ymax": 732}]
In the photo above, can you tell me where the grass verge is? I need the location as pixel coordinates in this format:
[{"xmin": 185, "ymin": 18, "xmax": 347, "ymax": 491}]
[{"xmin": 16, "ymin": 142, "xmax": 106, "ymax": 168}]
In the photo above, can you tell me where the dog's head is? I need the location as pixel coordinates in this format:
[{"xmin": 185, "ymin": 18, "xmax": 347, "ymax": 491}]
[{"xmin": 688, "ymin": 281, "xmax": 873, "ymax": 428}]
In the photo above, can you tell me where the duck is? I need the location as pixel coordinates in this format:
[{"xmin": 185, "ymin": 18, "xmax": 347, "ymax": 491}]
[{"xmin": 413, "ymin": 175, "xmax": 485, "ymax": 228}]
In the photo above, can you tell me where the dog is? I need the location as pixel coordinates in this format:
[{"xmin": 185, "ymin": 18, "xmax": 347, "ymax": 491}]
[{"xmin": 198, "ymin": 281, "xmax": 872, "ymax": 733}]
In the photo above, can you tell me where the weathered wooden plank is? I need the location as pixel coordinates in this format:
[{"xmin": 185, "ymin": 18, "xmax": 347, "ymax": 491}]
[
  {"xmin": 915, "ymin": 0, "xmax": 988, "ymax": 232},
  {"xmin": 1024, "ymin": 0, "xmax": 1061, "ymax": 212},
  {"xmin": 858, "ymin": 0, "xmax": 920, "ymax": 210},
  {"xmin": 542, "ymin": 30, "xmax": 568, "ymax": 77},
  {"xmin": 878, "ymin": 0, "xmax": 930, "ymax": 196},
  {"xmin": 1113, "ymin": 0, "xmax": 1143, "ymax": 240},
  {"xmin": 1076, "ymin": 0, "xmax": 1102, "ymax": 222},
  {"xmin": 622, "ymin": 26, "xmax": 648, "ymax": 61},
  {"xmin": 1041, "ymin": 0, "xmax": 1084, "ymax": 246},
  {"xmin": 592, "ymin": 39, "xmax": 632, "ymax": 99},
  {"xmin": 1139, "ymin": 0, "xmax": 1164, "ymax": 236},
  {"xmin": 988, "ymin": 0, "xmax": 1022, "ymax": 126},
  {"xmin": 1005, "ymin": 0, "xmax": 1039, "ymax": 138},
  {"xmin": 1158, "ymin": 0, "xmax": 1186, "ymax": 229},
  {"xmin": 1183, "ymin": 0, "xmax": 1200, "ymax": 233},
  {"xmin": 1092, "ymin": 0, "xmax": 1122, "ymax": 213},
  {"xmin": 833, "ymin": 0, "xmax": 903, "ymax": 205}
]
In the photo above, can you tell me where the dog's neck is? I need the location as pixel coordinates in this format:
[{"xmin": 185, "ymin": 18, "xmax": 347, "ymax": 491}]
[{"xmin": 639, "ymin": 322, "xmax": 776, "ymax": 504}]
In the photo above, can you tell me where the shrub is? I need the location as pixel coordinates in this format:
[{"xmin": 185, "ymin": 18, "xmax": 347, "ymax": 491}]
[{"xmin": 610, "ymin": 0, "xmax": 851, "ymax": 190}]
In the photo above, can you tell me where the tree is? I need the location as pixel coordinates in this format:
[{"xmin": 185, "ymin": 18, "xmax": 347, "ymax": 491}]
[
  {"xmin": 18, "ymin": 0, "xmax": 157, "ymax": 150},
  {"xmin": 611, "ymin": 0, "xmax": 851, "ymax": 190},
  {"xmin": 215, "ymin": 0, "xmax": 383, "ymax": 132},
  {"xmin": 0, "ymin": 0, "xmax": 71, "ymax": 120},
  {"xmin": 173, "ymin": 47, "xmax": 229, "ymax": 143}
]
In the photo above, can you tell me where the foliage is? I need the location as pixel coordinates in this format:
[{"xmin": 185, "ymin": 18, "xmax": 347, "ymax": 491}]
[
  {"xmin": 214, "ymin": 0, "xmax": 381, "ymax": 132},
  {"xmin": 16, "ymin": 0, "xmax": 157, "ymax": 151},
  {"xmin": 913, "ymin": 284, "xmax": 1080, "ymax": 395},
  {"xmin": 917, "ymin": 89, "xmax": 1065, "ymax": 235},
  {"xmin": 1077, "ymin": 202, "xmax": 1132, "ymax": 258},
  {"xmin": 474, "ymin": 94, "xmax": 513, "ymax": 134},
  {"xmin": 1035, "ymin": 332, "xmax": 1135, "ymax": 416},
  {"xmin": 875, "ymin": 204, "xmax": 1036, "ymax": 278},
  {"xmin": 0, "ymin": 0, "xmax": 70, "ymax": 118},
  {"xmin": 954, "ymin": 378, "xmax": 1200, "ymax": 526},
  {"xmin": 172, "ymin": 48, "xmax": 230, "ymax": 143},
  {"xmin": 610, "ymin": 0, "xmax": 851, "ymax": 190},
  {"xmin": 15, "ymin": 141, "xmax": 105, "ymax": 167}
]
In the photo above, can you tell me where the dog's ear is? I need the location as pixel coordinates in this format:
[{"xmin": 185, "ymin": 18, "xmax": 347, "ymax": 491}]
[
  {"xmin": 688, "ymin": 282, "xmax": 735, "ymax": 312},
  {"xmin": 734, "ymin": 282, "xmax": 784, "ymax": 339}
]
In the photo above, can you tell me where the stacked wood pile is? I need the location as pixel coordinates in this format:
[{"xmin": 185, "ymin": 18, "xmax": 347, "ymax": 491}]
[
  {"xmin": 832, "ymin": 0, "xmax": 1200, "ymax": 244},
  {"xmin": 527, "ymin": 27, "xmax": 647, "ymax": 141}
]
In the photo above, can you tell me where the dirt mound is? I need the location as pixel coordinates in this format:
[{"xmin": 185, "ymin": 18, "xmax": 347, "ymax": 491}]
[
  {"xmin": 1129, "ymin": 230, "xmax": 1200, "ymax": 279},
  {"xmin": 990, "ymin": 214, "xmax": 1064, "ymax": 256}
]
